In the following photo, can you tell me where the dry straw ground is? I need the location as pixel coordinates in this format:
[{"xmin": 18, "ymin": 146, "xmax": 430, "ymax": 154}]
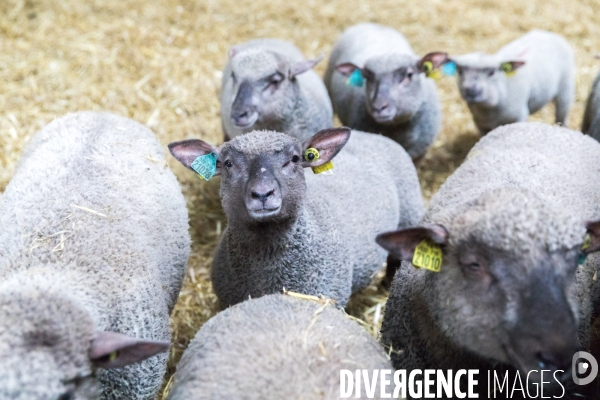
[{"xmin": 1, "ymin": 0, "xmax": 599, "ymax": 396}]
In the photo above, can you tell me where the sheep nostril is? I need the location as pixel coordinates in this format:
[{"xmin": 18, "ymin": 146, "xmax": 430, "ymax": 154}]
[{"xmin": 251, "ymin": 189, "xmax": 275, "ymax": 202}]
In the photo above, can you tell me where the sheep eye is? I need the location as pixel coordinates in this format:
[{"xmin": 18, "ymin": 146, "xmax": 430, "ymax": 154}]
[
  {"xmin": 488, "ymin": 69, "xmax": 496, "ymax": 77},
  {"xmin": 467, "ymin": 262, "xmax": 481, "ymax": 271},
  {"xmin": 291, "ymin": 155, "xmax": 300, "ymax": 163},
  {"xmin": 406, "ymin": 72, "xmax": 414, "ymax": 80},
  {"xmin": 224, "ymin": 160, "xmax": 233, "ymax": 168}
]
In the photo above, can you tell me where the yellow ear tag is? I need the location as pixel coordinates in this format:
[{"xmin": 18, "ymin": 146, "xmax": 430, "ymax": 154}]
[
  {"xmin": 304, "ymin": 147, "xmax": 334, "ymax": 174},
  {"xmin": 422, "ymin": 61, "xmax": 440, "ymax": 79},
  {"xmin": 412, "ymin": 239, "xmax": 443, "ymax": 272},
  {"xmin": 108, "ymin": 351, "xmax": 119, "ymax": 362},
  {"xmin": 500, "ymin": 62, "xmax": 516, "ymax": 77},
  {"xmin": 582, "ymin": 234, "xmax": 592, "ymax": 251}
]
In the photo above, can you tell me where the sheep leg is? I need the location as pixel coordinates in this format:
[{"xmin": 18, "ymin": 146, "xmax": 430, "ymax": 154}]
[{"xmin": 554, "ymin": 78, "xmax": 574, "ymax": 126}]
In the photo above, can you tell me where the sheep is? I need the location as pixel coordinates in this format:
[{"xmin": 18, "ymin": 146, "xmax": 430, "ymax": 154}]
[
  {"xmin": 169, "ymin": 126, "xmax": 423, "ymax": 308},
  {"xmin": 165, "ymin": 293, "xmax": 392, "ymax": 399},
  {"xmin": 376, "ymin": 122, "xmax": 600, "ymax": 397},
  {"xmin": 0, "ymin": 112, "xmax": 190, "ymax": 400},
  {"xmin": 447, "ymin": 30, "xmax": 575, "ymax": 134},
  {"xmin": 582, "ymin": 69, "xmax": 600, "ymax": 141},
  {"xmin": 324, "ymin": 23, "xmax": 448, "ymax": 161},
  {"xmin": 220, "ymin": 38, "xmax": 333, "ymax": 142}
]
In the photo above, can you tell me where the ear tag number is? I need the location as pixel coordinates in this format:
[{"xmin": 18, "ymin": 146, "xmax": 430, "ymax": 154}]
[
  {"xmin": 347, "ymin": 69, "xmax": 364, "ymax": 87},
  {"xmin": 500, "ymin": 62, "xmax": 516, "ymax": 77},
  {"xmin": 412, "ymin": 239, "xmax": 443, "ymax": 272},
  {"xmin": 442, "ymin": 61, "xmax": 457, "ymax": 76},
  {"xmin": 304, "ymin": 147, "xmax": 334, "ymax": 175},
  {"xmin": 190, "ymin": 153, "xmax": 217, "ymax": 181}
]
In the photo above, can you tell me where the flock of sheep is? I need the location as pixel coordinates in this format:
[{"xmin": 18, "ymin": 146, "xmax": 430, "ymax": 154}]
[{"xmin": 1, "ymin": 21, "xmax": 600, "ymax": 400}]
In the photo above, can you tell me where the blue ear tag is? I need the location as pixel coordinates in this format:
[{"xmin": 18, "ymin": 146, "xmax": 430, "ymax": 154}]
[
  {"xmin": 190, "ymin": 153, "xmax": 217, "ymax": 181},
  {"xmin": 442, "ymin": 61, "xmax": 457, "ymax": 76},
  {"xmin": 347, "ymin": 69, "xmax": 364, "ymax": 87}
]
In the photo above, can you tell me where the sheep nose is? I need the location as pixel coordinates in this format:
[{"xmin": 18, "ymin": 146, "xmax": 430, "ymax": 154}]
[
  {"xmin": 251, "ymin": 188, "xmax": 275, "ymax": 204},
  {"xmin": 372, "ymin": 102, "xmax": 389, "ymax": 113},
  {"xmin": 465, "ymin": 86, "xmax": 482, "ymax": 98},
  {"xmin": 233, "ymin": 110, "xmax": 247, "ymax": 118}
]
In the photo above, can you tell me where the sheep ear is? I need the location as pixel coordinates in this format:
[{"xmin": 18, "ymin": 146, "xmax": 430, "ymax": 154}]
[
  {"xmin": 290, "ymin": 56, "xmax": 323, "ymax": 78},
  {"xmin": 335, "ymin": 62, "xmax": 362, "ymax": 77},
  {"xmin": 168, "ymin": 139, "xmax": 221, "ymax": 176},
  {"xmin": 376, "ymin": 225, "xmax": 448, "ymax": 261},
  {"xmin": 228, "ymin": 47, "xmax": 238, "ymax": 59},
  {"xmin": 499, "ymin": 61, "xmax": 526, "ymax": 74},
  {"xmin": 301, "ymin": 127, "xmax": 351, "ymax": 168},
  {"xmin": 416, "ymin": 52, "xmax": 449, "ymax": 73},
  {"xmin": 90, "ymin": 331, "xmax": 170, "ymax": 369},
  {"xmin": 584, "ymin": 220, "xmax": 600, "ymax": 254}
]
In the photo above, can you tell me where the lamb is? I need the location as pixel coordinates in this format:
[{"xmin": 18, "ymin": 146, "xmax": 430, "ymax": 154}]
[
  {"xmin": 169, "ymin": 127, "xmax": 423, "ymax": 308},
  {"xmin": 0, "ymin": 112, "xmax": 190, "ymax": 400},
  {"xmin": 165, "ymin": 293, "xmax": 392, "ymax": 399},
  {"xmin": 220, "ymin": 38, "xmax": 333, "ymax": 142},
  {"xmin": 446, "ymin": 30, "xmax": 575, "ymax": 134},
  {"xmin": 582, "ymin": 69, "xmax": 600, "ymax": 141},
  {"xmin": 376, "ymin": 122, "xmax": 600, "ymax": 397},
  {"xmin": 324, "ymin": 23, "xmax": 448, "ymax": 161}
]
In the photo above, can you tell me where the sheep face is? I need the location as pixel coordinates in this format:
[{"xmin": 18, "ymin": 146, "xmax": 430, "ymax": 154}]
[
  {"xmin": 335, "ymin": 52, "xmax": 447, "ymax": 125},
  {"xmin": 453, "ymin": 53, "xmax": 525, "ymax": 107},
  {"xmin": 168, "ymin": 128, "xmax": 351, "ymax": 226},
  {"xmin": 227, "ymin": 49, "xmax": 321, "ymax": 130},
  {"xmin": 0, "ymin": 281, "xmax": 171, "ymax": 399},
  {"xmin": 377, "ymin": 190, "xmax": 600, "ymax": 382},
  {"xmin": 0, "ymin": 290, "xmax": 100, "ymax": 400}
]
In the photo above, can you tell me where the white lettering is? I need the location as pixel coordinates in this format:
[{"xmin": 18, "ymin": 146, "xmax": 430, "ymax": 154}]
[
  {"xmin": 409, "ymin": 370, "xmax": 423, "ymax": 398},
  {"xmin": 340, "ymin": 370, "xmax": 353, "ymax": 398}
]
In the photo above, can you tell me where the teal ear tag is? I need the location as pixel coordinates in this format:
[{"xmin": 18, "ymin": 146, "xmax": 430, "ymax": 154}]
[
  {"xmin": 442, "ymin": 61, "xmax": 457, "ymax": 76},
  {"xmin": 190, "ymin": 153, "xmax": 217, "ymax": 181},
  {"xmin": 579, "ymin": 254, "xmax": 588, "ymax": 265},
  {"xmin": 347, "ymin": 69, "xmax": 364, "ymax": 87}
]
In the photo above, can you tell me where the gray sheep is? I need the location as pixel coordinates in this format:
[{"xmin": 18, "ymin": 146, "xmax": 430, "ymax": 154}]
[
  {"xmin": 448, "ymin": 30, "xmax": 575, "ymax": 134},
  {"xmin": 582, "ymin": 69, "xmax": 600, "ymax": 141},
  {"xmin": 324, "ymin": 23, "xmax": 448, "ymax": 161},
  {"xmin": 165, "ymin": 294, "xmax": 392, "ymax": 399},
  {"xmin": 220, "ymin": 38, "xmax": 333, "ymax": 141},
  {"xmin": 0, "ymin": 112, "xmax": 190, "ymax": 399},
  {"xmin": 377, "ymin": 122, "xmax": 600, "ymax": 397},
  {"xmin": 169, "ymin": 127, "xmax": 423, "ymax": 308}
]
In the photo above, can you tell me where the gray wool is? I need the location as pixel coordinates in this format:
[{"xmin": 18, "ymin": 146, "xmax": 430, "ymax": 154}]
[
  {"xmin": 582, "ymin": 70, "xmax": 600, "ymax": 141},
  {"xmin": 324, "ymin": 23, "xmax": 441, "ymax": 160},
  {"xmin": 0, "ymin": 112, "xmax": 190, "ymax": 399},
  {"xmin": 381, "ymin": 123, "xmax": 600, "ymax": 387},
  {"xmin": 220, "ymin": 39, "xmax": 333, "ymax": 141},
  {"xmin": 166, "ymin": 294, "xmax": 392, "ymax": 400},
  {"xmin": 452, "ymin": 30, "xmax": 575, "ymax": 134},
  {"xmin": 212, "ymin": 129, "xmax": 423, "ymax": 308}
]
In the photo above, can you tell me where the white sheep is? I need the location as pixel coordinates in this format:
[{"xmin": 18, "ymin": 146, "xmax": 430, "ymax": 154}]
[
  {"xmin": 0, "ymin": 112, "xmax": 190, "ymax": 399},
  {"xmin": 448, "ymin": 30, "xmax": 575, "ymax": 134},
  {"xmin": 220, "ymin": 39, "xmax": 333, "ymax": 141},
  {"xmin": 165, "ymin": 294, "xmax": 392, "ymax": 399},
  {"xmin": 169, "ymin": 127, "xmax": 423, "ymax": 308},
  {"xmin": 377, "ymin": 122, "xmax": 600, "ymax": 397},
  {"xmin": 324, "ymin": 23, "xmax": 448, "ymax": 160}
]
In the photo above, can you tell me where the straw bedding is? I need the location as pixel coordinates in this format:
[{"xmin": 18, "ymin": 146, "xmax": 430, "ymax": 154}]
[{"xmin": 1, "ymin": 0, "xmax": 598, "ymax": 396}]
